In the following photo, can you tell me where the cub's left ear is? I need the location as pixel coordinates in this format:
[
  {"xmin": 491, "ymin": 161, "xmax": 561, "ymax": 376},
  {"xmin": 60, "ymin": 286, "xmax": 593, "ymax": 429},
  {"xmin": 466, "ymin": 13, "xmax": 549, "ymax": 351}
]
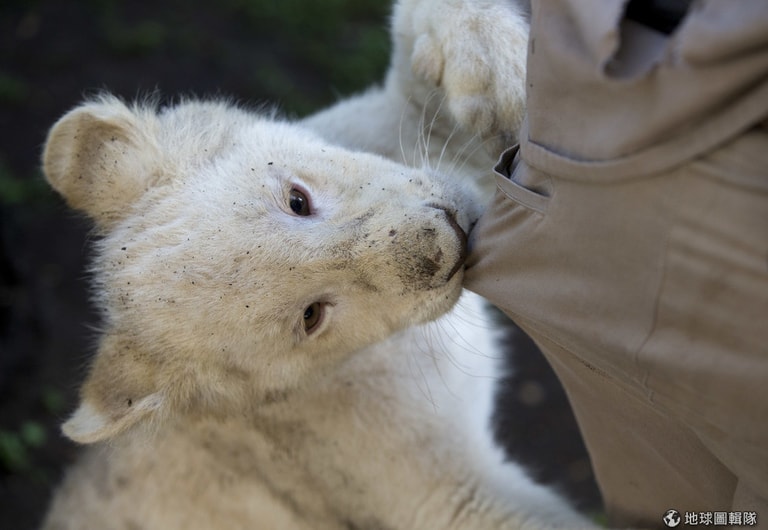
[
  {"xmin": 61, "ymin": 334, "xmax": 166, "ymax": 444},
  {"xmin": 63, "ymin": 392, "xmax": 164, "ymax": 444},
  {"xmin": 43, "ymin": 95, "xmax": 163, "ymax": 228}
]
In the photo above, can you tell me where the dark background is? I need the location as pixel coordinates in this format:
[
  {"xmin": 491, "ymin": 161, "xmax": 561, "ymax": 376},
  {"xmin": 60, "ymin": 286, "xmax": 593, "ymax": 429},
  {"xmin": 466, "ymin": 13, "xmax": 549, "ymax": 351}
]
[{"xmin": 0, "ymin": 1, "xmax": 601, "ymax": 528}]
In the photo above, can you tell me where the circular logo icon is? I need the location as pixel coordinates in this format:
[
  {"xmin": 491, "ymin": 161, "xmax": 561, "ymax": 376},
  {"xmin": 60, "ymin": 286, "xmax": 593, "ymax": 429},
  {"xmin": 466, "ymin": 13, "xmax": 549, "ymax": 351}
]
[{"xmin": 663, "ymin": 509, "xmax": 682, "ymax": 528}]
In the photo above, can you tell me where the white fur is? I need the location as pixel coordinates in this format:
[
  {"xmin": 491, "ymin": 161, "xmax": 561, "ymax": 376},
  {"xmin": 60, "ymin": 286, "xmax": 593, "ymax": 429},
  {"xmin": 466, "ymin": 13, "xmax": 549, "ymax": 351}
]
[{"xmin": 41, "ymin": 1, "xmax": 598, "ymax": 528}]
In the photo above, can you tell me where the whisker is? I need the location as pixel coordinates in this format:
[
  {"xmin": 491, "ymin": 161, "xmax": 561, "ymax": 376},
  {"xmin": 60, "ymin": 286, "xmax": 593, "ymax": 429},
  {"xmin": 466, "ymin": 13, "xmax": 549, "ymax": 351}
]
[
  {"xmin": 408, "ymin": 330, "xmax": 440, "ymax": 412},
  {"xmin": 435, "ymin": 119, "xmax": 463, "ymax": 175},
  {"xmin": 443, "ymin": 131, "xmax": 486, "ymax": 177},
  {"xmin": 416, "ymin": 89, "xmax": 438, "ymax": 169},
  {"xmin": 423, "ymin": 91, "xmax": 449, "ymax": 172}
]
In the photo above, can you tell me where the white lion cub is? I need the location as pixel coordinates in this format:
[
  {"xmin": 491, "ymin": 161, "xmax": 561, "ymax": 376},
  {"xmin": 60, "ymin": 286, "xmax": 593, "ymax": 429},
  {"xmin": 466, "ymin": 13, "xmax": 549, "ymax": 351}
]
[{"xmin": 41, "ymin": 0, "xmax": 597, "ymax": 528}]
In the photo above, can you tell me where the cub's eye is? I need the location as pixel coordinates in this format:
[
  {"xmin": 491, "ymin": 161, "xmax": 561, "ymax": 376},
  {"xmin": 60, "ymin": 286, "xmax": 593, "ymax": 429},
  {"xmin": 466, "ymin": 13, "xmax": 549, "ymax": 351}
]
[
  {"xmin": 303, "ymin": 302, "xmax": 324, "ymax": 334},
  {"xmin": 289, "ymin": 188, "xmax": 311, "ymax": 216}
]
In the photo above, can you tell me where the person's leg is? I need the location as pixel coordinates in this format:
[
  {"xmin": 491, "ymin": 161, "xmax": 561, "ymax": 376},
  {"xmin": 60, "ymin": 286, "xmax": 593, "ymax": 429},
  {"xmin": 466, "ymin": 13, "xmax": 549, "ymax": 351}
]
[
  {"xmin": 636, "ymin": 125, "xmax": 768, "ymax": 524},
  {"xmin": 534, "ymin": 333, "xmax": 736, "ymax": 528},
  {"xmin": 465, "ymin": 124, "xmax": 768, "ymax": 527}
]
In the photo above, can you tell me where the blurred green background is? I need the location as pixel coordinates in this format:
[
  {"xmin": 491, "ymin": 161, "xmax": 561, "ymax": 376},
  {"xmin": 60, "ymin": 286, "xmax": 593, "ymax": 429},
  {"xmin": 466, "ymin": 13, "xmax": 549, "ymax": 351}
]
[{"xmin": 0, "ymin": 1, "xmax": 600, "ymax": 528}]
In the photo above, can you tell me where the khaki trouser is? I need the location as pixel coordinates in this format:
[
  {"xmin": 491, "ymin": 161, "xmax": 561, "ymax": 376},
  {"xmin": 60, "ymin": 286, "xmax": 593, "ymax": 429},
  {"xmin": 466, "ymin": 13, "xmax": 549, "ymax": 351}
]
[{"xmin": 465, "ymin": 1, "xmax": 768, "ymax": 528}]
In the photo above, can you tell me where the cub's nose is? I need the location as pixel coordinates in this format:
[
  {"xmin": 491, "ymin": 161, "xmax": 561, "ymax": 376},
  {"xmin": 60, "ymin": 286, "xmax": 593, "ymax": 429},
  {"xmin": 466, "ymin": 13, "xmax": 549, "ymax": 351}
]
[{"xmin": 388, "ymin": 204, "xmax": 468, "ymax": 291}]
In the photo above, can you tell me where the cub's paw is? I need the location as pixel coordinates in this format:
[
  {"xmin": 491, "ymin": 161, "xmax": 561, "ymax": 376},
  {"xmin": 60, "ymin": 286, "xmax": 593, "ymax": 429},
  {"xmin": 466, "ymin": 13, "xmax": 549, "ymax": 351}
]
[{"xmin": 403, "ymin": 0, "xmax": 529, "ymax": 152}]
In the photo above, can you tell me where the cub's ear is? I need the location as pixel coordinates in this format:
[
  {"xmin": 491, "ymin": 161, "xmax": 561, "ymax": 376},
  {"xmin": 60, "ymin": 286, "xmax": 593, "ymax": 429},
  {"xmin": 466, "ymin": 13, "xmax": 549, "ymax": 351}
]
[
  {"xmin": 63, "ymin": 393, "xmax": 164, "ymax": 444},
  {"xmin": 62, "ymin": 336, "xmax": 166, "ymax": 444},
  {"xmin": 43, "ymin": 96, "xmax": 163, "ymax": 227}
]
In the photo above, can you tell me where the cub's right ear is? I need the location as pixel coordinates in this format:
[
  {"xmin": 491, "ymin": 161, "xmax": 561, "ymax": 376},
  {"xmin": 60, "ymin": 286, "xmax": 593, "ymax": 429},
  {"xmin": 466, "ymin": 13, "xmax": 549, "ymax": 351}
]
[{"xmin": 43, "ymin": 96, "xmax": 163, "ymax": 227}]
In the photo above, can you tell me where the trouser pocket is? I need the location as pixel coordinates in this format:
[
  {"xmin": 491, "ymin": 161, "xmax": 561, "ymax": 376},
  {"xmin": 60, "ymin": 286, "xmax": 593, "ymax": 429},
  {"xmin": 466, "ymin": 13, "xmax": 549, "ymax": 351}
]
[{"xmin": 492, "ymin": 144, "xmax": 552, "ymax": 214}]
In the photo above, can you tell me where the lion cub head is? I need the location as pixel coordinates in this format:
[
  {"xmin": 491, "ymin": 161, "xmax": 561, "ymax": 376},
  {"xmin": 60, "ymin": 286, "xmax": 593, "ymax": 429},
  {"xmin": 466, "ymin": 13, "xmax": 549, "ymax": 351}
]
[{"xmin": 43, "ymin": 96, "xmax": 479, "ymax": 443}]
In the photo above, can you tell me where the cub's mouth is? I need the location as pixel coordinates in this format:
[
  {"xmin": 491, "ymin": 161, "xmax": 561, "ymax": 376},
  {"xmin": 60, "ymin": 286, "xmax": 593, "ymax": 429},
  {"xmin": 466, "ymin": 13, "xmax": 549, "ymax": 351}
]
[
  {"xmin": 445, "ymin": 211, "xmax": 468, "ymax": 282},
  {"xmin": 422, "ymin": 204, "xmax": 468, "ymax": 284}
]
